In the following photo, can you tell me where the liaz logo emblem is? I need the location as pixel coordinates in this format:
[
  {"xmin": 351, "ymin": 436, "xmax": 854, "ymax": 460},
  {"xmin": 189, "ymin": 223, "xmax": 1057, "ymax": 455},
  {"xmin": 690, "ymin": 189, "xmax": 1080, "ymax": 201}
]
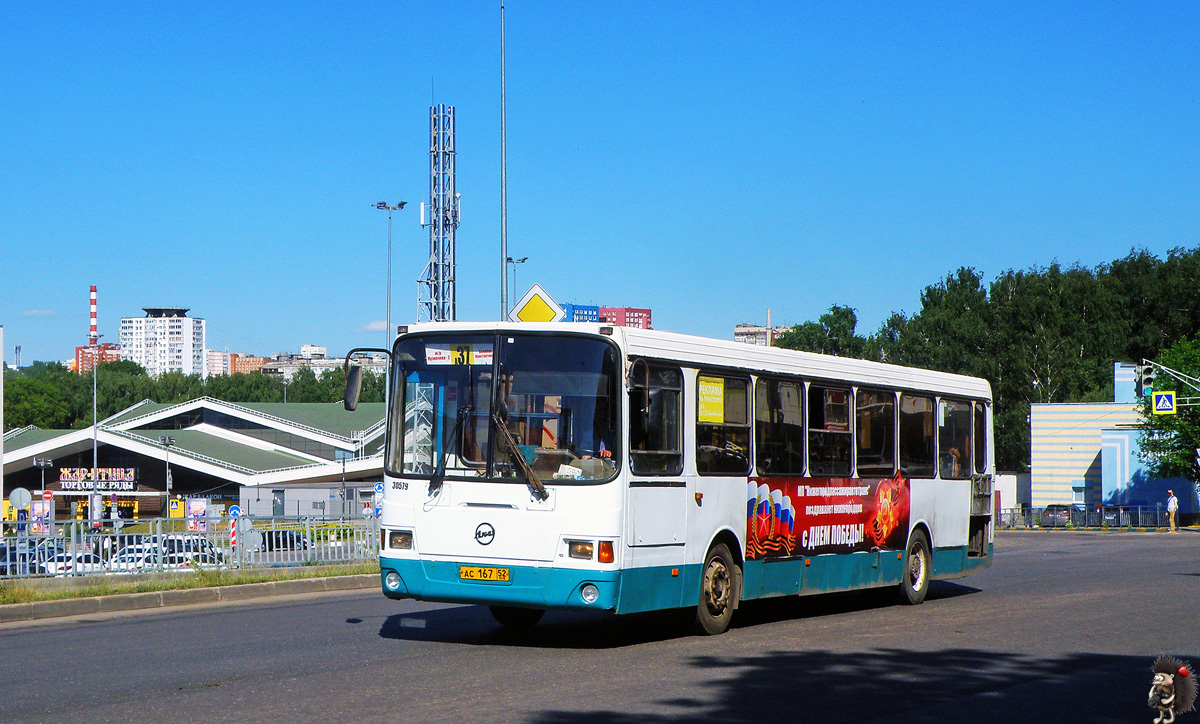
[{"xmin": 474, "ymin": 523, "xmax": 495, "ymax": 545}]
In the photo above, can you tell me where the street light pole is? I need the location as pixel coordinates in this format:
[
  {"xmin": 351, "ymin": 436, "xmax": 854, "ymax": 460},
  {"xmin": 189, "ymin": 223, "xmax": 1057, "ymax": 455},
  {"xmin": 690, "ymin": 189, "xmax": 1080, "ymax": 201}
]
[
  {"xmin": 160, "ymin": 435, "xmax": 175, "ymax": 518},
  {"xmin": 373, "ymin": 202, "xmax": 408, "ymax": 350},
  {"xmin": 500, "ymin": 1, "xmax": 508, "ymax": 320},
  {"xmin": 33, "ymin": 458, "xmax": 53, "ymax": 495},
  {"xmin": 505, "ymin": 256, "xmax": 527, "ymax": 307}
]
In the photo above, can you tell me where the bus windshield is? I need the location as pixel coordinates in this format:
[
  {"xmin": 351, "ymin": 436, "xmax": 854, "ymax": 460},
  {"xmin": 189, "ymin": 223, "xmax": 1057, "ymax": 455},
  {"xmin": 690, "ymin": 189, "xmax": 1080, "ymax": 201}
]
[{"xmin": 386, "ymin": 333, "xmax": 621, "ymax": 484}]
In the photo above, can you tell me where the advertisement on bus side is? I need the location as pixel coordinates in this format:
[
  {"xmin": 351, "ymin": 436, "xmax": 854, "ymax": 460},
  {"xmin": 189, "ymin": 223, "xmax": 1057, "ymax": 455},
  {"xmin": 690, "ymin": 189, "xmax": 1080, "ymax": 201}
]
[{"xmin": 745, "ymin": 472, "xmax": 910, "ymax": 559}]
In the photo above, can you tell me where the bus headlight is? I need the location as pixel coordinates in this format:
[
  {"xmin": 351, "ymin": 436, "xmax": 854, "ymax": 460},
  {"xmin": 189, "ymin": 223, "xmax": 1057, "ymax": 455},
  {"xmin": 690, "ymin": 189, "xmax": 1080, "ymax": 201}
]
[
  {"xmin": 388, "ymin": 530, "xmax": 413, "ymax": 550},
  {"xmin": 567, "ymin": 540, "xmax": 594, "ymax": 560},
  {"xmin": 385, "ymin": 571, "xmax": 402, "ymax": 591},
  {"xmin": 580, "ymin": 583, "xmax": 600, "ymax": 604}
]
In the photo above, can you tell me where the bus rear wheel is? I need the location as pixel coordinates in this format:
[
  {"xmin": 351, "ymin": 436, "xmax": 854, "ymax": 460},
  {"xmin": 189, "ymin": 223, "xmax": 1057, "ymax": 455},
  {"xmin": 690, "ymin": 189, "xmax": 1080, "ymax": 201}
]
[
  {"xmin": 489, "ymin": 606, "xmax": 544, "ymax": 629},
  {"xmin": 898, "ymin": 530, "xmax": 931, "ymax": 605},
  {"xmin": 694, "ymin": 543, "xmax": 738, "ymax": 635}
]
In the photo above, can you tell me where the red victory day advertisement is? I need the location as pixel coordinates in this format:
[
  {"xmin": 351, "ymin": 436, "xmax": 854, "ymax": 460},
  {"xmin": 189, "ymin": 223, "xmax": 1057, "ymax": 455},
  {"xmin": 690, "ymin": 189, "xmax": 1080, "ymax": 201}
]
[{"xmin": 745, "ymin": 472, "xmax": 910, "ymax": 559}]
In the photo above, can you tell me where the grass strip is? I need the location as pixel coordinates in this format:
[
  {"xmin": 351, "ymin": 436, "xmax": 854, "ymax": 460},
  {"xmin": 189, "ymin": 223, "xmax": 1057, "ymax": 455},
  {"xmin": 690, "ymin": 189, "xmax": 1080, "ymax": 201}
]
[{"xmin": 0, "ymin": 561, "xmax": 378, "ymax": 606}]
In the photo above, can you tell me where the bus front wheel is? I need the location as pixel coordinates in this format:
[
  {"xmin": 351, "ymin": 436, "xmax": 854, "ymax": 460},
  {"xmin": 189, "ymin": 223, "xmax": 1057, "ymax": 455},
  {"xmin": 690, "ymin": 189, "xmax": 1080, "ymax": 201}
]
[
  {"xmin": 899, "ymin": 530, "xmax": 931, "ymax": 605},
  {"xmin": 695, "ymin": 543, "xmax": 739, "ymax": 635},
  {"xmin": 489, "ymin": 605, "xmax": 544, "ymax": 628}
]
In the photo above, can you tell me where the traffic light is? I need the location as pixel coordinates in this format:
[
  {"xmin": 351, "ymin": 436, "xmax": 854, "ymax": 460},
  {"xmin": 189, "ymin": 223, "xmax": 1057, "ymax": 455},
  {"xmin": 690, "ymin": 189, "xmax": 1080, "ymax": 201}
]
[
  {"xmin": 1135, "ymin": 365, "xmax": 1145, "ymax": 396},
  {"xmin": 1142, "ymin": 365, "xmax": 1155, "ymax": 396}
]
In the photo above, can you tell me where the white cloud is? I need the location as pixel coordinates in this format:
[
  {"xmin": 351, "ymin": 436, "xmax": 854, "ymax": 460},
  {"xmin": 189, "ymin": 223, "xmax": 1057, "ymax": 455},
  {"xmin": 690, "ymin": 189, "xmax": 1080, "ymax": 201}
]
[
  {"xmin": 23, "ymin": 309, "xmax": 57, "ymax": 317},
  {"xmin": 359, "ymin": 320, "xmax": 389, "ymax": 332}
]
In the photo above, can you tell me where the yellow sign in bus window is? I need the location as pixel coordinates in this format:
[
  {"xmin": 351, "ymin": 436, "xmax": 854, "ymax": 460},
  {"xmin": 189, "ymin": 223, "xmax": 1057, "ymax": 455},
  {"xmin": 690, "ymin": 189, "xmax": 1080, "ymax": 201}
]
[{"xmin": 698, "ymin": 376, "xmax": 725, "ymax": 423}]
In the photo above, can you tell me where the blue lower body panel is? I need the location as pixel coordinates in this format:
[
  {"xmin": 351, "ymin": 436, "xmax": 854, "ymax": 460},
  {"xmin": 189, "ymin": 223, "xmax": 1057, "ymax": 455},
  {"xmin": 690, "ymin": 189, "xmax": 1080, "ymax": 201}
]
[
  {"xmin": 743, "ymin": 543, "xmax": 991, "ymax": 599},
  {"xmin": 380, "ymin": 557, "xmax": 621, "ymax": 611}
]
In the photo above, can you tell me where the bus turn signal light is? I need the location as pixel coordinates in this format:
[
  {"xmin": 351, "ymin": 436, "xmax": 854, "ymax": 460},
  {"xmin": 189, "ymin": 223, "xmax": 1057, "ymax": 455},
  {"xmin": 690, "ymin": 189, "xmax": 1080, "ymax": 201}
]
[{"xmin": 598, "ymin": 541, "xmax": 614, "ymax": 563}]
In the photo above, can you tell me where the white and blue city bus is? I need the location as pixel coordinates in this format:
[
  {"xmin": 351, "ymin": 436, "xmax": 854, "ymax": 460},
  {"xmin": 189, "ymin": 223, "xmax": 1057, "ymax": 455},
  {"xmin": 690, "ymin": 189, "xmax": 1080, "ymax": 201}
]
[{"xmin": 345, "ymin": 322, "xmax": 994, "ymax": 634}]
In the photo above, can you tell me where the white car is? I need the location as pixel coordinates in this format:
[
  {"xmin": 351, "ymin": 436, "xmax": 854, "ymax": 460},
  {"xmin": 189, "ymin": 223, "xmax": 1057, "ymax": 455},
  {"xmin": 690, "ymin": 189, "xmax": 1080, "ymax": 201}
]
[
  {"xmin": 106, "ymin": 550, "xmax": 161, "ymax": 574},
  {"xmin": 162, "ymin": 552, "xmax": 224, "ymax": 571},
  {"xmin": 41, "ymin": 553, "xmax": 106, "ymax": 576}
]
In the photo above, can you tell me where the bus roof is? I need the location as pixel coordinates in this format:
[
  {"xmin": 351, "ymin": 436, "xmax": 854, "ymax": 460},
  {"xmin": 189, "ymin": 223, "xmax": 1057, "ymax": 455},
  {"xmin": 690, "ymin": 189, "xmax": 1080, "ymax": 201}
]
[{"xmin": 398, "ymin": 321, "xmax": 993, "ymax": 401}]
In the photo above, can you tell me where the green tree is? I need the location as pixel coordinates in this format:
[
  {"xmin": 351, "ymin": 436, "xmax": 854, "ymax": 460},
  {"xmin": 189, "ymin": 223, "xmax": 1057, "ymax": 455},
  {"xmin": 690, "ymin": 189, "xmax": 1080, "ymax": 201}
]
[
  {"xmin": 286, "ymin": 367, "xmax": 330, "ymax": 403},
  {"xmin": 4, "ymin": 377, "xmax": 72, "ymax": 430},
  {"xmin": 774, "ymin": 305, "xmax": 869, "ymax": 358},
  {"xmin": 1136, "ymin": 337, "xmax": 1200, "ymax": 481}
]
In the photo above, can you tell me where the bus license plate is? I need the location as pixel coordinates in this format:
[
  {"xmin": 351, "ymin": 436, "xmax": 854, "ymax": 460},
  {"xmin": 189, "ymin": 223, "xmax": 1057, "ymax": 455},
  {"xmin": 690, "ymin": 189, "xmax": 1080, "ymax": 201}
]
[{"xmin": 459, "ymin": 566, "xmax": 510, "ymax": 582}]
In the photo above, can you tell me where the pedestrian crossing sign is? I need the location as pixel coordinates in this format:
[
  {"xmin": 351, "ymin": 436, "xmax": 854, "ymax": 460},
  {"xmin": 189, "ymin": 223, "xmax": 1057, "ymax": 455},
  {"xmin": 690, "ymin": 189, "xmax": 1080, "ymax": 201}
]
[{"xmin": 1153, "ymin": 391, "xmax": 1177, "ymax": 415}]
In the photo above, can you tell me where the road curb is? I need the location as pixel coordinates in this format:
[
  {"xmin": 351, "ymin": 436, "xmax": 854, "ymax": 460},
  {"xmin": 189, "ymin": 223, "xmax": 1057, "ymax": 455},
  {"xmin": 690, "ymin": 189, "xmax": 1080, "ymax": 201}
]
[{"xmin": 0, "ymin": 574, "xmax": 379, "ymax": 625}]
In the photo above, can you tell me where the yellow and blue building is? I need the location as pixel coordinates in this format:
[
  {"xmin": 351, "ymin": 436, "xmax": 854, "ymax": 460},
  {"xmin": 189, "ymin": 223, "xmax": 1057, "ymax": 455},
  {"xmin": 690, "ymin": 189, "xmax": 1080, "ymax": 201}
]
[{"xmin": 1030, "ymin": 363, "xmax": 1194, "ymax": 513}]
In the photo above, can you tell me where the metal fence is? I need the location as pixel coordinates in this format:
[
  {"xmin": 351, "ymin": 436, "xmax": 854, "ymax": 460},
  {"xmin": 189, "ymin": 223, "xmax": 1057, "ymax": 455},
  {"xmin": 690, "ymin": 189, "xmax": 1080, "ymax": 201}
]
[
  {"xmin": 0, "ymin": 516, "xmax": 380, "ymax": 580},
  {"xmin": 999, "ymin": 506, "xmax": 1172, "ymax": 529}
]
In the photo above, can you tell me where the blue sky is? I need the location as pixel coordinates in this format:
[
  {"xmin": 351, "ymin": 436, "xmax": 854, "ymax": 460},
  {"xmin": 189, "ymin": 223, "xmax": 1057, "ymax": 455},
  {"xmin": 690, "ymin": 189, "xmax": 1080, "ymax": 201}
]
[{"xmin": 1, "ymin": 2, "xmax": 1197, "ymax": 365}]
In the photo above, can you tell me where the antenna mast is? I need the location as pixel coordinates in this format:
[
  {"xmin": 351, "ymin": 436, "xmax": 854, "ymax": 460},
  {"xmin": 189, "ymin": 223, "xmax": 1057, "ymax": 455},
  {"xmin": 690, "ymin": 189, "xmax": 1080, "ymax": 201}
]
[{"xmin": 419, "ymin": 104, "xmax": 458, "ymax": 322}]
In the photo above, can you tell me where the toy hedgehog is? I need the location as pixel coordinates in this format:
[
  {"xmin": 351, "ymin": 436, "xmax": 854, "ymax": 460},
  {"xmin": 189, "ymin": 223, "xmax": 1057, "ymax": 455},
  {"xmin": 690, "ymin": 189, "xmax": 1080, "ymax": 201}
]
[{"xmin": 1149, "ymin": 655, "xmax": 1197, "ymax": 724}]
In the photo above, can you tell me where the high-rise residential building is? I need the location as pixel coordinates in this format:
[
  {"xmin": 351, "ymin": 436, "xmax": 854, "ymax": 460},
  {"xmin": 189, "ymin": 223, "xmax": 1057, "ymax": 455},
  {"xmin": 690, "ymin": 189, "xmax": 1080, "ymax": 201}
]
[
  {"xmin": 119, "ymin": 308, "xmax": 207, "ymax": 377},
  {"xmin": 598, "ymin": 307, "xmax": 652, "ymax": 329},
  {"xmin": 734, "ymin": 324, "xmax": 792, "ymax": 346}
]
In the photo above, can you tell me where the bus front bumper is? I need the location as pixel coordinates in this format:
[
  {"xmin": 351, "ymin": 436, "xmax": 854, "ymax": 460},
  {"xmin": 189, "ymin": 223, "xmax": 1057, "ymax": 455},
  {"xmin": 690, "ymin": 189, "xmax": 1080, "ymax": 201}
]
[{"xmin": 379, "ymin": 557, "xmax": 620, "ymax": 611}]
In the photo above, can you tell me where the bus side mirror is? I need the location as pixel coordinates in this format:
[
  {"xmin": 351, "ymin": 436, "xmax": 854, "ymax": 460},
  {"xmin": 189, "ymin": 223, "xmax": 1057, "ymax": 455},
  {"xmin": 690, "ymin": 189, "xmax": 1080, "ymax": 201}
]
[{"xmin": 344, "ymin": 366, "xmax": 363, "ymax": 411}]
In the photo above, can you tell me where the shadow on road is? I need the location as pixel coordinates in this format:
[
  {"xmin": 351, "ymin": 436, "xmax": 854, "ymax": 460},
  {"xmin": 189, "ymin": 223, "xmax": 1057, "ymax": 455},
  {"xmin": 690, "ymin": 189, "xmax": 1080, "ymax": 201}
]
[
  {"xmin": 524, "ymin": 648, "xmax": 1176, "ymax": 724},
  {"xmin": 374, "ymin": 580, "xmax": 980, "ymax": 649}
]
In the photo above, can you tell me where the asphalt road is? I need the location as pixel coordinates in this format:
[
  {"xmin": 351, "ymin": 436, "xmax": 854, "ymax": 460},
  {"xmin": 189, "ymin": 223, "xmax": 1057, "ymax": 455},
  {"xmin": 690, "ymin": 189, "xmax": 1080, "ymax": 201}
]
[{"xmin": 1, "ymin": 531, "xmax": 1196, "ymax": 724}]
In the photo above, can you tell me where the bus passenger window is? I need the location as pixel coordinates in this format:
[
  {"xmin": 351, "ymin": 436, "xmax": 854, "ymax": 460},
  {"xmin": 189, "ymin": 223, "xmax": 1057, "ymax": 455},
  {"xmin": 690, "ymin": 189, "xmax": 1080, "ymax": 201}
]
[
  {"xmin": 755, "ymin": 378, "xmax": 805, "ymax": 476},
  {"xmin": 808, "ymin": 385, "xmax": 851, "ymax": 477},
  {"xmin": 938, "ymin": 399, "xmax": 973, "ymax": 479},
  {"xmin": 856, "ymin": 389, "xmax": 896, "ymax": 477},
  {"xmin": 899, "ymin": 394, "xmax": 934, "ymax": 478},
  {"xmin": 696, "ymin": 375, "xmax": 751, "ymax": 475},
  {"xmin": 974, "ymin": 402, "xmax": 988, "ymax": 474},
  {"xmin": 629, "ymin": 365, "xmax": 683, "ymax": 475}
]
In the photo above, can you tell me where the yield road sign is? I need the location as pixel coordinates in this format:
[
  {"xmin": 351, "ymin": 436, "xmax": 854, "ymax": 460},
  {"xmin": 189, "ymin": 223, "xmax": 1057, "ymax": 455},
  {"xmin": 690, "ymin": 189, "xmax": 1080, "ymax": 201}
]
[{"xmin": 1153, "ymin": 391, "xmax": 1177, "ymax": 415}]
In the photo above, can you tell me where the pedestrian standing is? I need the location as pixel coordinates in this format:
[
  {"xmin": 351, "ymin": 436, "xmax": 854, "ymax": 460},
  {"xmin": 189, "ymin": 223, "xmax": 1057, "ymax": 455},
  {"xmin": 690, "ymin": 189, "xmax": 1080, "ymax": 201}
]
[{"xmin": 1167, "ymin": 489, "xmax": 1179, "ymax": 532}]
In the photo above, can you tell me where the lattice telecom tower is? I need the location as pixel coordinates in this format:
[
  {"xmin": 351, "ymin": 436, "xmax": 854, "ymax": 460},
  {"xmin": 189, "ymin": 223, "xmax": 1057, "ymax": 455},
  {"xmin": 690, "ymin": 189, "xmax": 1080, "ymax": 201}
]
[{"xmin": 418, "ymin": 104, "xmax": 459, "ymax": 322}]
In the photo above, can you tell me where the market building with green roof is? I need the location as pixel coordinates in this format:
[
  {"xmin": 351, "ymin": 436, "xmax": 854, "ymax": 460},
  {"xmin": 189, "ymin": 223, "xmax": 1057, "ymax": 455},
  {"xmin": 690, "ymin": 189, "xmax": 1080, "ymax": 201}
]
[{"xmin": 3, "ymin": 397, "xmax": 385, "ymax": 520}]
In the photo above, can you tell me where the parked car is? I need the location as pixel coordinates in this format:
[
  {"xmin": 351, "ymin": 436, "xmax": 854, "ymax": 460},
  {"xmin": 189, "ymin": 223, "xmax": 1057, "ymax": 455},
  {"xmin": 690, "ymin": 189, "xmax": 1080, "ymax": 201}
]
[
  {"xmin": 258, "ymin": 530, "xmax": 309, "ymax": 551},
  {"xmin": 40, "ymin": 553, "xmax": 107, "ymax": 576},
  {"xmin": 0, "ymin": 546, "xmax": 36, "ymax": 576},
  {"xmin": 161, "ymin": 534, "xmax": 221, "ymax": 560},
  {"xmin": 162, "ymin": 552, "xmax": 224, "ymax": 570},
  {"xmin": 1040, "ymin": 504, "xmax": 1074, "ymax": 526},
  {"xmin": 106, "ymin": 550, "xmax": 161, "ymax": 574}
]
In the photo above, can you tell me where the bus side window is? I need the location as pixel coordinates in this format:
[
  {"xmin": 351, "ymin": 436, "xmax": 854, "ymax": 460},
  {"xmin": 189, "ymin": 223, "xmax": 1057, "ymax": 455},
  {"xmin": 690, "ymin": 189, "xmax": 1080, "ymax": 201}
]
[
  {"xmin": 938, "ymin": 399, "xmax": 973, "ymax": 479},
  {"xmin": 629, "ymin": 365, "xmax": 683, "ymax": 475},
  {"xmin": 899, "ymin": 394, "xmax": 935, "ymax": 478},
  {"xmin": 696, "ymin": 375, "xmax": 751, "ymax": 475},
  {"xmin": 755, "ymin": 378, "xmax": 805, "ymax": 476},
  {"xmin": 808, "ymin": 385, "xmax": 851, "ymax": 477},
  {"xmin": 856, "ymin": 388, "xmax": 896, "ymax": 477},
  {"xmin": 974, "ymin": 401, "xmax": 988, "ymax": 474}
]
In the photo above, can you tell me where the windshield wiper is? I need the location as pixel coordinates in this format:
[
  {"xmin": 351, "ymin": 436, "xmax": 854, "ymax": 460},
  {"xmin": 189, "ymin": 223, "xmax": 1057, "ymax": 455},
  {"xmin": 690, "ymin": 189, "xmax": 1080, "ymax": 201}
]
[
  {"xmin": 429, "ymin": 404, "xmax": 471, "ymax": 496},
  {"xmin": 490, "ymin": 411, "xmax": 549, "ymax": 501}
]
